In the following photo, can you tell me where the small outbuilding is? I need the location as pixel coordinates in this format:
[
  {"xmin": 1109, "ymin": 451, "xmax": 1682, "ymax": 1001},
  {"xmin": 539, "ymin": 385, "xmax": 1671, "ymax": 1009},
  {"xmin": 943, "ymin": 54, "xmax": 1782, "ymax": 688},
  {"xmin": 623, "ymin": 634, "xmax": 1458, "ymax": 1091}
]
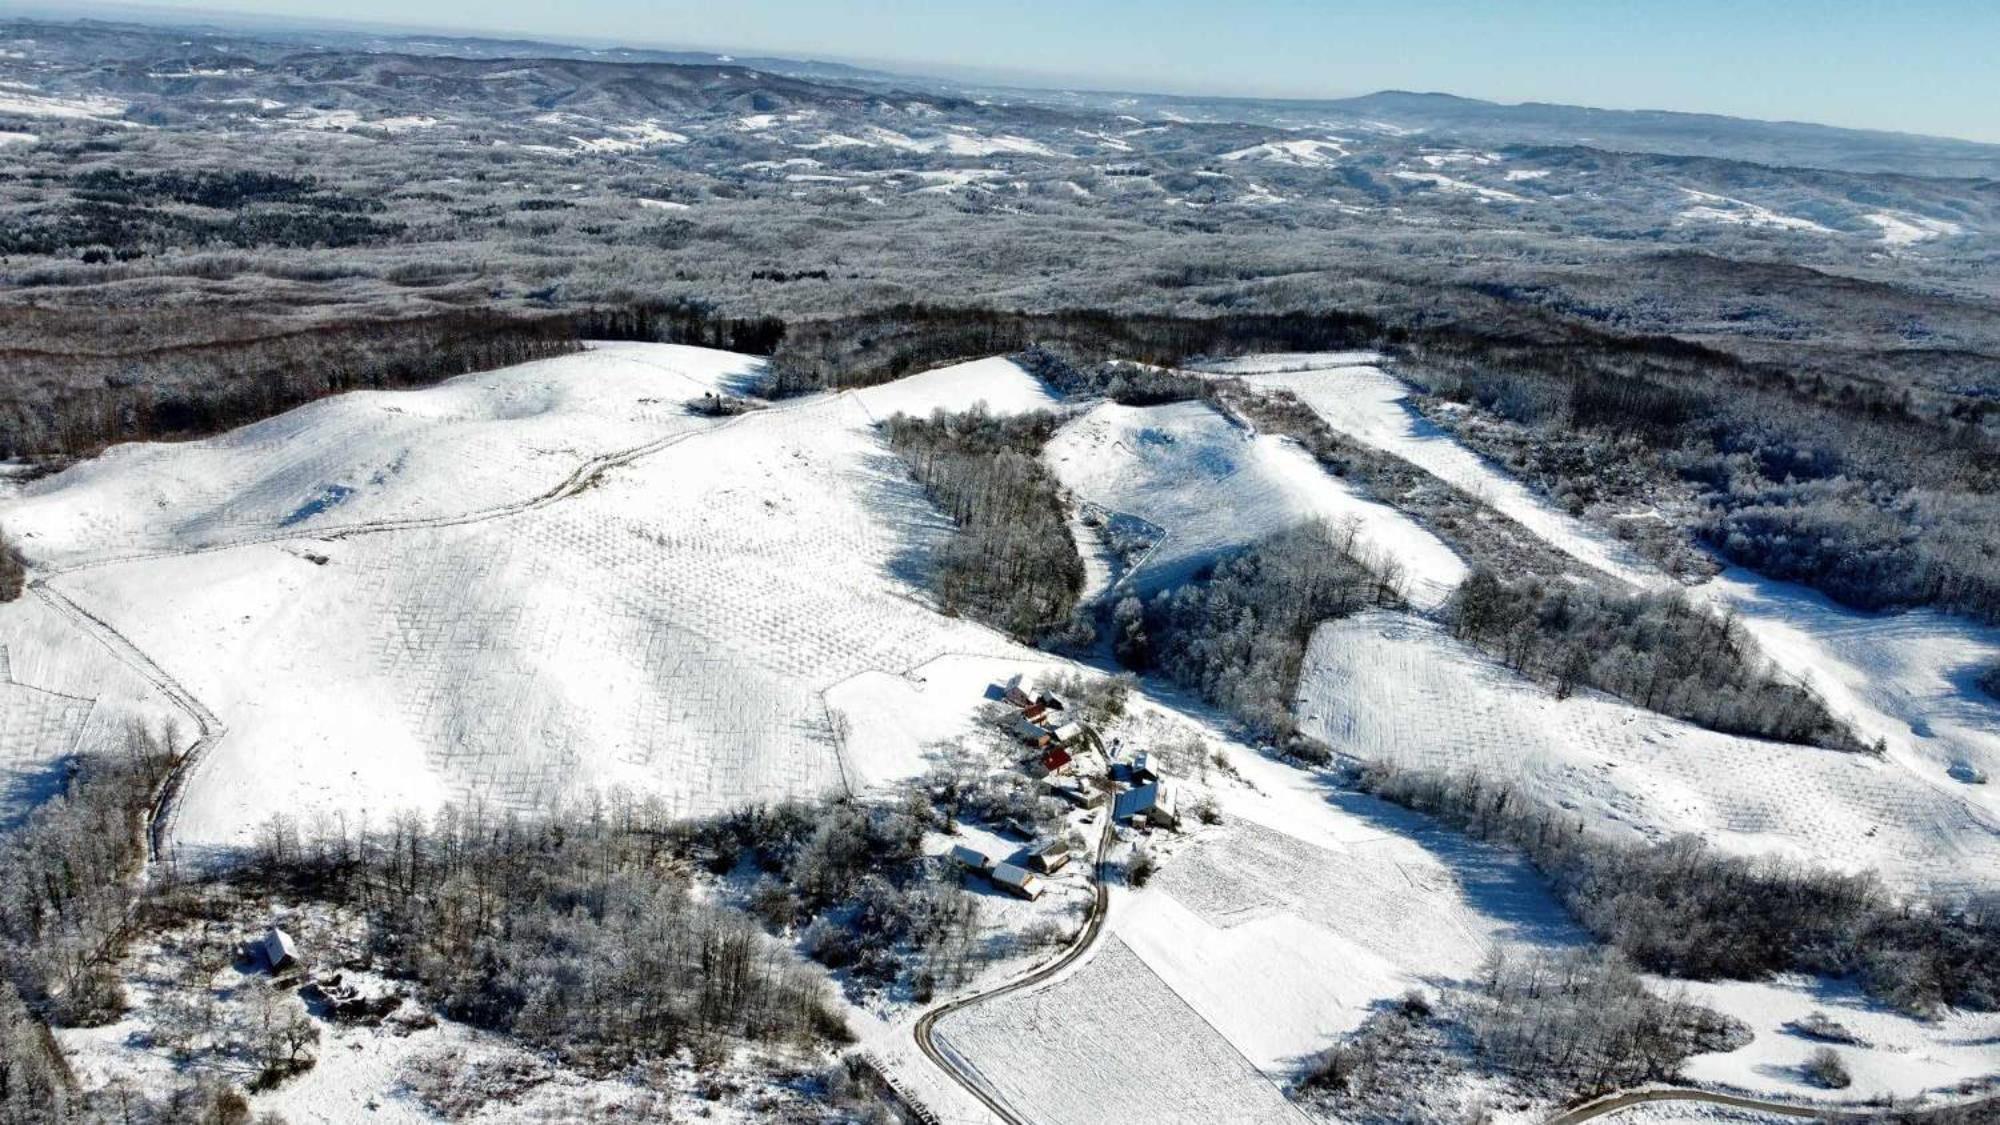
[
  {"xmin": 1031, "ymin": 841, "xmax": 1072, "ymax": 874},
  {"xmin": 950, "ymin": 844, "xmax": 992, "ymax": 874},
  {"xmin": 1002, "ymin": 684, "xmax": 1035, "ymax": 709},
  {"xmin": 262, "ymin": 926, "xmax": 299, "ymax": 972},
  {"xmin": 1131, "ymin": 751, "xmax": 1159, "ymax": 784},
  {"xmin": 990, "ymin": 862, "xmax": 1044, "ymax": 900},
  {"xmin": 1052, "ymin": 721, "xmax": 1085, "ymax": 747},
  {"xmin": 1040, "ymin": 745, "xmax": 1073, "ymax": 776}
]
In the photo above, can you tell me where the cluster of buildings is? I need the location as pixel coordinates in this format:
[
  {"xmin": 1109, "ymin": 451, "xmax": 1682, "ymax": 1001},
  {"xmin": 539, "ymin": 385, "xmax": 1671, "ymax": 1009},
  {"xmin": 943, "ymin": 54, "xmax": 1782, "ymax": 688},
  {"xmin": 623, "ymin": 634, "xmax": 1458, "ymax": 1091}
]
[
  {"xmin": 947, "ymin": 675, "xmax": 1189, "ymax": 903},
  {"xmin": 950, "ymin": 838, "xmax": 1073, "ymax": 901}
]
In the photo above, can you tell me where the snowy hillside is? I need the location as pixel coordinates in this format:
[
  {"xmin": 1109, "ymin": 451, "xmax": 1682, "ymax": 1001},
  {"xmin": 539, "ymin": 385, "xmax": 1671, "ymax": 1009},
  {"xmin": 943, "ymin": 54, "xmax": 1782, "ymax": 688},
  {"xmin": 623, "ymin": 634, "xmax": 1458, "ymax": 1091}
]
[
  {"xmin": 1, "ymin": 346, "xmax": 1069, "ymax": 854},
  {"xmin": 1043, "ymin": 399, "xmax": 1467, "ymax": 608},
  {"xmin": 1295, "ymin": 611, "xmax": 2000, "ymax": 898}
]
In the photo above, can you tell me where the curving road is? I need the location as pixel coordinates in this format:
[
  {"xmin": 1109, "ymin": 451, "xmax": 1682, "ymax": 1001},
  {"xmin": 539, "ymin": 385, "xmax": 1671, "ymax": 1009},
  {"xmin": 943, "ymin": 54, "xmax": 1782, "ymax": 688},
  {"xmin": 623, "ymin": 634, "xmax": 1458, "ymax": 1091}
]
[
  {"xmin": 1549, "ymin": 1085, "xmax": 2000, "ymax": 1123},
  {"xmin": 912, "ymin": 805, "xmax": 1119, "ymax": 1125}
]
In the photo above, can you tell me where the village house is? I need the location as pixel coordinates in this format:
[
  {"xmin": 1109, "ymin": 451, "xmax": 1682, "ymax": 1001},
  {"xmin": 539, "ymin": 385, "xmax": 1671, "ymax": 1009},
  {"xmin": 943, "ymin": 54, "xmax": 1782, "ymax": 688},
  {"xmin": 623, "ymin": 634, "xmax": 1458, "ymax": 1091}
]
[
  {"xmin": 1131, "ymin": 751, "xmax": 1159, "ymax": 784},
  {"xmin": 1040, "ymin": 745, "xmax": 1073, "ymax": 776},
  {"xmin": 1031, "ymin": 841, "xmax": 1072, "ymax": 874},
  {"xmin": 990, "ymin": 862, "xmax": 1044, "ymax": 900},
  {"xmin": 1012, "ymin": 717, "xmax": 1054, "ymax": 747},
  {"xmin": 1114, "ymin": 780, "xmax": 1179, "ymax": 830}
]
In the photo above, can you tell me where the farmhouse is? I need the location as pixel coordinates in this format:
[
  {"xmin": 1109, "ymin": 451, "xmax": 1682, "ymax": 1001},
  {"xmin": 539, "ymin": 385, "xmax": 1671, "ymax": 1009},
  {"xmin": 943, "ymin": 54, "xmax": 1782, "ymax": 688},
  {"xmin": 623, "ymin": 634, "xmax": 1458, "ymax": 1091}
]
[
  {"xmin": 1031, "ymin": 841, "xmax": 1072, "ymax": 874},
  {"xmin": 1040, "ymin": 745, "xmax": 1073, "ymax": 776},
  {"xmin": 990, "ymin": 862, "xmax": 1044, "ymax": 900},
  {"xmin": 1012, "ymin": 717, "xmax": 1054, "ymax": 747},
  {"xmin": 1114, "ymin": 780, "xmax": 1179, "ymax": 829}
]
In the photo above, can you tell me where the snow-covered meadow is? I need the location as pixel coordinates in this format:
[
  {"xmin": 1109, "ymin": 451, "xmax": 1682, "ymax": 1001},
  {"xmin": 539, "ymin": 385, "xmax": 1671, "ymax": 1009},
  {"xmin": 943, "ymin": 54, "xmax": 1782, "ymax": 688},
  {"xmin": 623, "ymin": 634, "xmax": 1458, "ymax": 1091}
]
[
  {"xmin": 1043, "ymin": 398, "xmax": 1467, "ymax": 608},
  {"xmin": 0, "ymin": 347, "xmax": 1068, "ymax": 853}
]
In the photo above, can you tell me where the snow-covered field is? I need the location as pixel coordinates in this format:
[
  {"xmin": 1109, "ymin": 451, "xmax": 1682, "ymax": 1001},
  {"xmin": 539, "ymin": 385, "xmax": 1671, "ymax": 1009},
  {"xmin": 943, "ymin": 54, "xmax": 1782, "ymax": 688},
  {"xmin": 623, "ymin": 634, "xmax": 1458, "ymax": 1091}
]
[
  {"xmin": 1673, "ymin": 974, "xmax": 2000, "ymax": 1105},
  {"xmin": 1220, "ymin": 353, "xmax": 2000, "ymax": 896},
  {"xmin": 1, "ymin": 348, "xmax": 1063, "ymax": 853},
  {"xmin": 1193, "ymin": 353, "xmax": 1663, "ymax": 587},
  {"xmin": 0, "ymin": 591, "xmax": 190, "ymax": 825},
  {"xmin": 1, "ymin": 344, "xmax": 762, "ymax": 570},
  {"xmin": 1043, "ymin": 398, "xmax": 1467, "ymax": 607},
  {"xmin": 1296, "ymin": 610, "xmax": 2000, "ymax": 898}
]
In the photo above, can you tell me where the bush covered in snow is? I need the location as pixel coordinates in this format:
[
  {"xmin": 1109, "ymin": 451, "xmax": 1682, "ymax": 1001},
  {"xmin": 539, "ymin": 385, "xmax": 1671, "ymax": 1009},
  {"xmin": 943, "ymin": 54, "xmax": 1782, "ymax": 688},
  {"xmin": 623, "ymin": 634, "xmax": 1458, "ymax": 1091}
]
[
  {"xmin": 0, "ymin": 525, "xmax": 22, "ymax": 601},
  {"xmin": 1301, "ymin": 956, "xmax": 1743, "ymax": 1113},
  {"xmin": 1802, "ymin": 1045, "xmax": 1852, "ymax": 1089}
]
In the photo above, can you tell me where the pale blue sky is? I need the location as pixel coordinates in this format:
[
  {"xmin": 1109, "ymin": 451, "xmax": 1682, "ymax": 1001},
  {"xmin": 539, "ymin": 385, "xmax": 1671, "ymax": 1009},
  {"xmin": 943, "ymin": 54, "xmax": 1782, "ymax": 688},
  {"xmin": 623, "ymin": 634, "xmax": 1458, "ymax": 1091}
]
[{"xmin": 93, "ymin": 0, "xmax": 2000, "ymax": 142}]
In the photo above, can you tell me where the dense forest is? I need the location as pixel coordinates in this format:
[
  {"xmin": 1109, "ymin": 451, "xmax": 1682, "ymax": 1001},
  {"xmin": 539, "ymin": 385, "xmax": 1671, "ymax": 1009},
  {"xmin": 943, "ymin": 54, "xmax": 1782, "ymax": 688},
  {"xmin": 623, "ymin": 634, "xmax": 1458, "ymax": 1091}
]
[
  {"xmin": 1450, "ymin": 570, "xmax": 1864, "ymax": 750},
  {"xmin": 882, "ymin": 408, "xmax": 1086, "ymax": 643},
  {"xmin": 1356, "ymin": 763, "xmax": 2000, "ymax": 1015},
  {"xmin": 1406, "ymin": 333, "xmax": 2000, "ymax": 625}
]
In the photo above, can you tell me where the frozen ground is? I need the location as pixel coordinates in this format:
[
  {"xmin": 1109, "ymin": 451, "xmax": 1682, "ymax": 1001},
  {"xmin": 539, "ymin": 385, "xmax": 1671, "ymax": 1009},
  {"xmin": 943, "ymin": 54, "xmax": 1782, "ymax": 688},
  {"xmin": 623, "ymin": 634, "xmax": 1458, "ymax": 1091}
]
[
  {"xmin": 931, "ymin": 935, "xmax": 1311, "ymax": 1125},
  {"xmin": 0, "ymin": 591, "xmax": 189, "ymax": 825},
  {"xmin": 3, "ymin": 347, "xmax": 1063, "ymax": 852},
  {"xmin": 1043, "ymin": 399, "xmax": 1466, "ymax": 608},
  {"xmin": 1192, "ymin": 353, "xmax": 1664, "ymax": 588},
  {"xmin": 1, "ymin": 343, "xmax": 764, "ymax": 570},
  {"xmin": 1295, "ymin": 610, "xmax": 2000, "ymax": 899},
  {"xmin": 1672, "ymin": 975, "xmax": 2000, "ymax": 1105}
]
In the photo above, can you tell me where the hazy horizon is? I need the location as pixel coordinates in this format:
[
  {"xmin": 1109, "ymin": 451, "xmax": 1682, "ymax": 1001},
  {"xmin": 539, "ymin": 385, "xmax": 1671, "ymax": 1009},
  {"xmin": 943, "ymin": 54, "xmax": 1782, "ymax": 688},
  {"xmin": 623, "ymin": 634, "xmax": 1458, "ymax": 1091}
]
[{"xmin": 37, "ymin": 0, "xmax": 2000, "ymax": 146}]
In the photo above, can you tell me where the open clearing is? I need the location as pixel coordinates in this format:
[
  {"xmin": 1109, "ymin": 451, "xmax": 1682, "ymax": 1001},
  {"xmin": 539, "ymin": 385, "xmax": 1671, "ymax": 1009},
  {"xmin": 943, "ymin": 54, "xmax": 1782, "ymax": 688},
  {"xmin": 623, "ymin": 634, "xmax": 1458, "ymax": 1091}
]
[
  {"xmin": 1296, "ymin": 609, "xmax": 2000, "ymax": 898},
  {"xmin": 1043, "ymin": 398, "xmax": 1467, "ymax": 608},
  {"xmin": 1194, "ymin": 353, "xmax": 1663, "ymax": 588},
  {"xmin": 2, "ymin": 348, "xmax": 1062, "ymax": 854}
]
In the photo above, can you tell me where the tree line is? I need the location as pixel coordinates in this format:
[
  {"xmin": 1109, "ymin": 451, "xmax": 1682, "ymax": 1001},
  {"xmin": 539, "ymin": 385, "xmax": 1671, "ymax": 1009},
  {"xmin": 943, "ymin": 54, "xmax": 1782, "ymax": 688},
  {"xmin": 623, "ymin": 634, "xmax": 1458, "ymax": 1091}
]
[
  {"xmin": 242, "ymin": 798, "xmax": 851, "ymax": 1073},
  {"xmin": 882, "ymin": 408, "xmax": 1086, "ymax": 644},
  {"xmin": 1353, "ymin": 762, "xmax": 2000, "ymax": 1016},
  {"xmin": 1450, "ymin": 569, "xmax": 1865, "ymax": 751}
]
